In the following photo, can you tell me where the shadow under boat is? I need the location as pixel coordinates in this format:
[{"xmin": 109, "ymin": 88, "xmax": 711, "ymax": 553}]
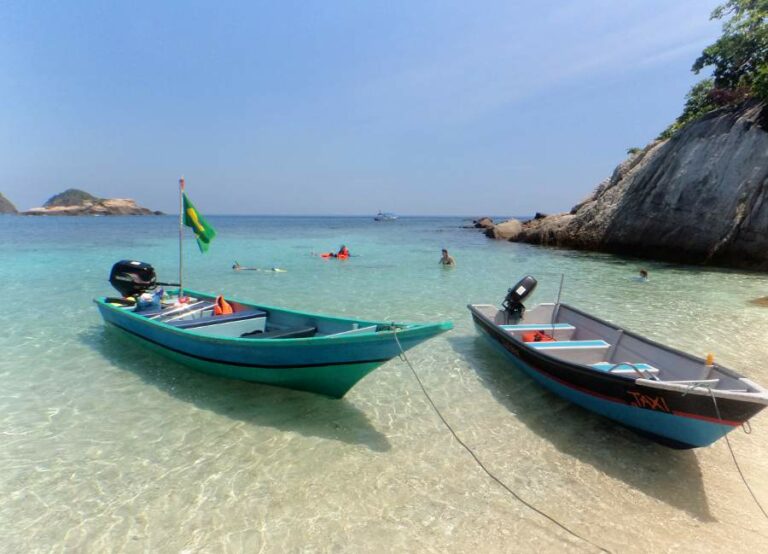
[
  {"xmin": 448, "ymin": 334, "xmax": 715, "ymax": 521},
  {"xmin": 81, "ymin": 326, "xmax": 391, "ymax": 453}
]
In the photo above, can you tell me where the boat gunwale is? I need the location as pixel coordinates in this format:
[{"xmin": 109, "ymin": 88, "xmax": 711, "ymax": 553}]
[
  {"xmin": 103, "ymin": 320, "xmax": 394, "ymax": 370},
  {"xmin": 468, "ymin": 302, "xmax": 768, "ymax": 403},
  {"xmin": 469, "ymin": 304, "xmax": 632, "ymax": 386},
  {"xmin": 95, "ymin": 292, "xmax": 452, "ymax": 346}
]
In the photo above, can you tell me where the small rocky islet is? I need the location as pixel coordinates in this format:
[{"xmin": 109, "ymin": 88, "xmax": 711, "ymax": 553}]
[{"xmin": 0, "ymin": 188, "xmax": 161, "ymax": 216}]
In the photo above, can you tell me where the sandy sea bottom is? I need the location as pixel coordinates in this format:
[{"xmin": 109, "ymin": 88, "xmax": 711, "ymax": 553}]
[{"xmin": 1, "ymin": 215, "xmax": 768, "ymax": 553}]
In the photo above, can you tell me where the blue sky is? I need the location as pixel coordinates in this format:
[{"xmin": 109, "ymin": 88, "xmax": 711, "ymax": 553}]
[{"xmin": 0, "ymin": 0, "xmax": 722, "ymax": 215}]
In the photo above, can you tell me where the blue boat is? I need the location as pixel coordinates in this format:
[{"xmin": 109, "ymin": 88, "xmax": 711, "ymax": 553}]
[
  {"xmin": 469, "ymin": 276, "xmax": 768, "ymax": 448},
  {"xmin": 95, "ymin": 262, "xmax": 451, "ymax": 398}
]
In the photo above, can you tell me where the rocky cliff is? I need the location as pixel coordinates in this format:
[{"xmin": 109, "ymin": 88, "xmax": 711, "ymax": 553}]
[
  {"xmin": 487, "ymin": 100, "xmax": 768, "ymax": 271},
  {"xmin": 0, "ymin": 192, "xmax": 17, "ymax": 214},
  {"xmin": 24, "ymin": 188, "xmax": 162, "ymax": 216}
]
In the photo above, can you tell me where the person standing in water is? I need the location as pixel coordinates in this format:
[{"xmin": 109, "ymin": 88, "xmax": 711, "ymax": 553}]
[{"xmin": 439, "ymin": 248, "xmax": 456, "ymax": 267}]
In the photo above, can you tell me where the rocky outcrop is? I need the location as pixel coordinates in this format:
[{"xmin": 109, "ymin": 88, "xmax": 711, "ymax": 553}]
[
  {"xmin": 473, "ymin": 217, "xmax": 495, "ymax": 229},
  {"xmin": 24, "ymin": 188, "xmax": 161, "ymax": 216},
  {"xmin": 485, "ymin": 219, "xmax": 522, "ymax": 240},
  {"xmin": 0, "ymin": 192, "xmax": 17, "ymax": 214},
  {"xmin": 504, "ymin": 100, "xmax": 768, "ymax": 270}
]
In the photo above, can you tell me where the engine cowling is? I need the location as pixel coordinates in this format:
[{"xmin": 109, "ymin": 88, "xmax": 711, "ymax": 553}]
[
  {"xmin": 109, "ymin": 260, "xmax": 157, "ymax": 297},
  {"xmin": 502, "ymin": 275, "xmax": 537, "ymax": 322}
]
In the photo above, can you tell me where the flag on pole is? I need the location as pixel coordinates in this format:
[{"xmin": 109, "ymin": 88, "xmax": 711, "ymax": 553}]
[{"xmin": 182, "ymin": 192, "xmax": 216, "ymax": 252}]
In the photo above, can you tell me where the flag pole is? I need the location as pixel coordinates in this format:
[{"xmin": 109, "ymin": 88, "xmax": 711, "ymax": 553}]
[{"xmin": 178, "ymin": 176, "xmax": 184, "ymax": 301}]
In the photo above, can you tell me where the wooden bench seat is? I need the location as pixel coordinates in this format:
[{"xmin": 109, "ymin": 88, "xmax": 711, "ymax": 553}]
[
  {"xmin": 591, "ymin": 362, "xmax": 660, "ymax": 376},
  {"xmin": 529, "ymin": 340, "xmax": 609, "ymax": 350},
  {"xmin": 500, "ymin": 323, "xmax": 576, "ymax": 332},
  {"xmin": 241, "ymin": 326, "xmax": 316, "ymax": 339},
  {"xmin": 168, "ymin": 309, "xmax": 267, "ymax": 329}
]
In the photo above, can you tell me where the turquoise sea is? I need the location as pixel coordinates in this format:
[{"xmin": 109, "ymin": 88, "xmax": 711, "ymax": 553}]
[{"xmin": 2, "ymin": 215, "xmax": 768, "ymax": 553}]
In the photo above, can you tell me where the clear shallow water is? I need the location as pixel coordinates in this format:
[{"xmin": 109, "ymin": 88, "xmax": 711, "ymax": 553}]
[{"xmin": 1, "ymin": 215, "xmax": 768, "ymax": 553}]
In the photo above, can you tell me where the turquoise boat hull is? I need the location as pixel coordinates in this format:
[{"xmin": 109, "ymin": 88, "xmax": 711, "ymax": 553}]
[{"xmin": 95, "ymin": 290, "xmax": 451, "ymax": 398}]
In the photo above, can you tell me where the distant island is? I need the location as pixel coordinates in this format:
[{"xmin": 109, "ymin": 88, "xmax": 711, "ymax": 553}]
[{"xmin": 22, "ymin": 188, "xmax": 162, "ymax": 216}]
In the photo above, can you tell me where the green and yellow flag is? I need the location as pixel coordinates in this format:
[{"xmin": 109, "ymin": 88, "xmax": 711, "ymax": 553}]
[{"xmin": 183, "ymin": 192, "xmax": 216, "ymax": 252}]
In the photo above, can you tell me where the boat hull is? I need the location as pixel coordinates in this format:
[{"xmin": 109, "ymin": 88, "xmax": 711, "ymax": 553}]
[
  {"xmin": 107, "ymin": 323, "xmax": 385, "ymax": 398},
  {"xmin": 96, "ymin": 295, "xmax": 451, "ymax": 398},
  {"xmin": 471, "ymin": 313, "xmax": 761, "ymax": 448}
]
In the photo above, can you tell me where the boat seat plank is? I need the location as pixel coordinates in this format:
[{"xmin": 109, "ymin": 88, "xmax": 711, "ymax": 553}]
[
  {"xmin": 241, "ymin": 326, "xmax": 317, "ymax": 339},
  {"xmin": 660, "ymin": 379, "xmax": 720, "ymax": 385},
  {"xmin": 327, "ymin": 325, "xmax": 378, "ymax": 337},
  {"xmin": 168, "ymin": 309, "xmax": 267, "ymax": 329},
  {"xmin": 139, "ymin": 301, "xmax": 210, "ymax": 318},
  {"xmin": 591, "ymin": 362, "xmax": 660, "ymax": 375},
  {"xmin": 501, "ymin": 323, "xmax": 576, "ymax": 331},
  {"xmin": 530, "ymin": 340, "xmax": 609, "ymax": 349}
]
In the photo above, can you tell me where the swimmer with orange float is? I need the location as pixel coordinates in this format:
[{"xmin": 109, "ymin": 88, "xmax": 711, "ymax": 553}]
[{"xmin": 319, "ymin": 245, "xmax": 351, "ymax": 259}]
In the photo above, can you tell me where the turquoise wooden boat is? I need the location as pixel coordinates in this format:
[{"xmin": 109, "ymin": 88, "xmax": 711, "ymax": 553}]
[{"xmin": 95, "ymin": 289, "xmax": 452, "ymax": 398}]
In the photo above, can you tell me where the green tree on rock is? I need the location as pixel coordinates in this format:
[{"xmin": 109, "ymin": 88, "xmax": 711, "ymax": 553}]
[
  {"xmin": 693, "ymin": 0, "xmax": 768, "ymax": 97},
  {"xmin": 660, "ymin": 1, "xmax": 768, "ymax": 139}
]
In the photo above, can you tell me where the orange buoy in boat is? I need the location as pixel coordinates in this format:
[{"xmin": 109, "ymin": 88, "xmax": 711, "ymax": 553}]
[
  {"xmin": 214, "ymin": 295, "xmax": 233, "ymax": 315},
  {"xmin": 522, "ymin": 330, "xmax": 555, "ymax": 343}
]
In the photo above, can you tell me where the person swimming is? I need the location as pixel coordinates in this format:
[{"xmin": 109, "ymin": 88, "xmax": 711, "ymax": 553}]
[
  {"xmin": 439, "ymin": 248, "xmax": 456, "ymax": 266},
  {"xmin": 317, "ymin": 245, "xmax": 350, "ymax": 259},
  {"xmin": 325, "ymin": 245, "xmax": 349, "ymax": 258},
  {"xmin": 631, "ymin": 268, "xmax": 649, "ymax": 283},
  {"xmin": 233, "ymin": 261, "xmax": 286, "ymax": 272}
]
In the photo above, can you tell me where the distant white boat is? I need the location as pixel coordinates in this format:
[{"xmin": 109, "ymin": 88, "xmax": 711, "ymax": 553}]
[{"xmin": 374, "ymin": 211, "xmax": 398, "ymax": 221}]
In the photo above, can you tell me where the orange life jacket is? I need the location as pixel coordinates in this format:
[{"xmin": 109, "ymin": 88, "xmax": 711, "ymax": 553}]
[
  {"xmin": 522, "ymin": 330, "xmax": 555, "ymax": 343},
  {"xmin": 214, "ymin": 295, "xmax": 233, "ymax": 316}
]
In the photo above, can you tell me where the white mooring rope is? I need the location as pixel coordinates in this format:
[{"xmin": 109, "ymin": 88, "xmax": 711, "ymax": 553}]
[
  {"xmin": 697, "ymin": 384, "xmax": 768, "ymax": 520},
  {"xmin": 392, "ymin": 328, "xmax": 610, "ymax": 553}
]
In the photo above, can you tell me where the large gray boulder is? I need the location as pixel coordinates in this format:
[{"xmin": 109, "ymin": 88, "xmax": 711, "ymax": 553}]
[
  {"xmin": 512, "ymin": 101, "xmax": 768, "ymax": 270},
  {"xmin": 473, "ymin": 217, "xmax": 495, "ymax": 229},
  {"xmin": 485, "ymin": 219, "xmax": 523, "ymax": 240},
  {"xmin": 0, "ymin": 192, "xmax": 17, "ymax": 214}
]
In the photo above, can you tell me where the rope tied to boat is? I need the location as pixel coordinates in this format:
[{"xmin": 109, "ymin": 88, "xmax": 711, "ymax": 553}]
[
  {"xmin": 688, "ymin": 382, "xmax": 768, "ymax": 521},
  {"xmin": 391, "ymin": 327, "xmax": 611, "ymax": 553}
]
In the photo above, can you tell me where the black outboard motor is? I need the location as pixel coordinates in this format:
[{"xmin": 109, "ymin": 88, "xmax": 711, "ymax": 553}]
[
  {"xmin": 502, "ymin": 275, "xmax": 537, "ymax": 323},
  {"xmin": 109, "ymin": 260, "xmax": 157, "ymax": 297}
]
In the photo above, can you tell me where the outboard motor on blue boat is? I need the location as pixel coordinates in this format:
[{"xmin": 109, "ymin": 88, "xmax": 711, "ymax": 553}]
[
  {"xmin": 109, "ymin": 260, "xmax": 157, "ymax": 298},
  {"xmin": 502, "ymin": 275, "xmax": 537, "ymax": 323}
]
